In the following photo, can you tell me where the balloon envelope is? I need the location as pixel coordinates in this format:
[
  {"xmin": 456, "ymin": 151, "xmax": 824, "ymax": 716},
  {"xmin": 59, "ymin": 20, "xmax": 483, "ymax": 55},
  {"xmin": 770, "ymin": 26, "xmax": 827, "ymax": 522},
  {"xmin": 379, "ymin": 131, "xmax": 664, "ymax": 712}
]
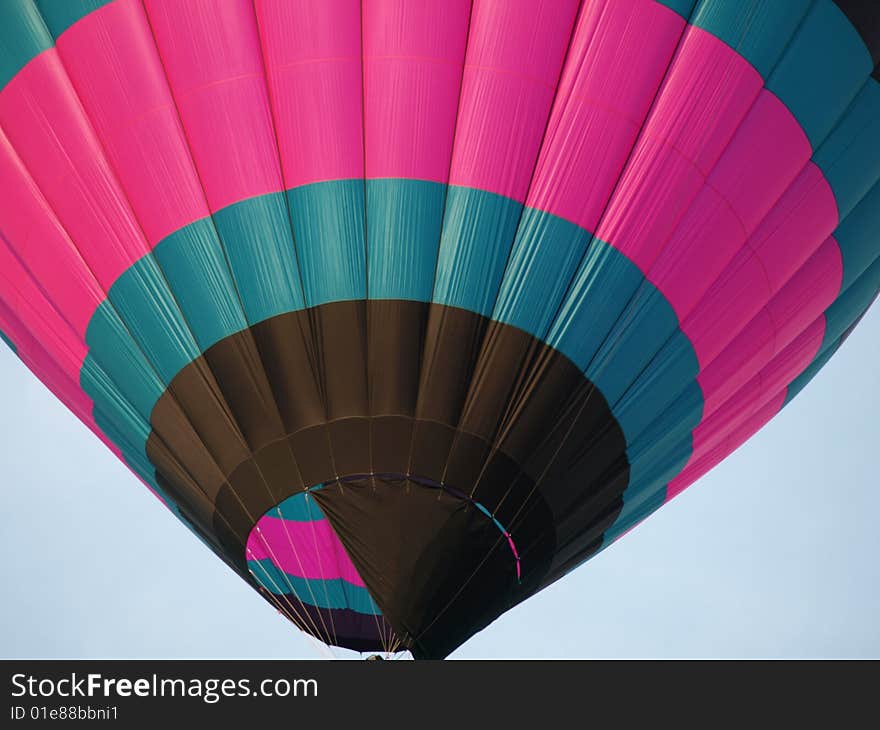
[{"xmin": 0, "ymin": 0, "xmax": 878, "ymax": 657}]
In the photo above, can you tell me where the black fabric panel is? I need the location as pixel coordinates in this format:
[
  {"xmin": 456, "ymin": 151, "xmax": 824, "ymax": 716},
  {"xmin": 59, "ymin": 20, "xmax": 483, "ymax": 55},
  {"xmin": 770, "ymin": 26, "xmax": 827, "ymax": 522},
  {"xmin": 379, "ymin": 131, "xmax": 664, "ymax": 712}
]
[
  {"xmin": 833, "ymin": 0, "xmax": 880, "ymax": 68},
  {"xmin": 143, "ymin": 301, "xmax": 630, "ymax": 656},
  {"xmin": 311, "ymin": 476, "xmax": 552, "ymax": 660}
]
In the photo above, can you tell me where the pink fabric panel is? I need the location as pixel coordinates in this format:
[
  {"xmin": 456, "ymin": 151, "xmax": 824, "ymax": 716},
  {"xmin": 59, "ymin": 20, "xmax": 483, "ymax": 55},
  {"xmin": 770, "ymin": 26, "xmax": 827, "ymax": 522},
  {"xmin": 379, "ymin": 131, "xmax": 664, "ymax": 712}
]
[
  {"xmin": 683, "ymin": 163, "xmax": 838, "ymax": 367},
  {"xmin": 255, "ymin": 0, "xmax": 363, "ymax": 187},
  {"xmin": 750, "ymin": 164, "xmax": 839, "ymax": 293},
  {"xmin": 363, "ymin": 0, "xmax": 470, "ymax": 181},
  {"xmin": 709, "ymin": 90, "xmax": 811, "ymax": 234},
  {"xmin": 648, "ymin": 185, "xmax": 745, "ymax": 319},
  {"xmin": 447, "ymin": 0, "xmax": 579, "ymax": 200},
  {"xmin": 698, "ymin": 310, "xmax": 776, "ymax": 416},
  {"xmin": 0, "ymin": 249, "xmax": 86, "ymax": 386},
  {"xmin": 643, "ymin": 27, "xmax": 764, "ymax": 173},
  {"xmin": 684, "ymin": 248, "xmax": 772, "ymax": 367},
  {"xmin": 597, "ymin": 25, "xmax": 763, "ymax": 272},
  {"xmin": 55, "ymin": 0, "xmax": 209, "ymax": 245},
  {"xmin": 247, "ymin": 514, "xmax": 365, "ymax": 586},
  {"xmin": 527, "ymin": 0, "xmax": 685, "ymax": 231},
  {"xmin": 144, "ymin": 0, "xmax": 285, "ymax": 211},
  {"xmin": 666, "ymin": 391, "xmax": 786, "ymax": 501},
  {"xmin": 764, "ymin": 238, "xmax": 842, "ymax": 346},
  {"xmin": 599, "ymin": 136, "xmax": 706, "ymax": 269},
  {"xmin": 691, "ymin": 380, "xmax": 794, "ymax": 468},
  {"xmin": 697, "ymin": 239, "xmax": 841, "ymax": 413},
  {"xmin": 0, "ymin": 51, "xmax": 150, "ymax": 291},
  {"xmin": 649, "ymin": 90, "xmax": 811, "ymax": 320},
  {"xmin": 0, "ymin": 136, "xmax": 104, "ymax": 338}
]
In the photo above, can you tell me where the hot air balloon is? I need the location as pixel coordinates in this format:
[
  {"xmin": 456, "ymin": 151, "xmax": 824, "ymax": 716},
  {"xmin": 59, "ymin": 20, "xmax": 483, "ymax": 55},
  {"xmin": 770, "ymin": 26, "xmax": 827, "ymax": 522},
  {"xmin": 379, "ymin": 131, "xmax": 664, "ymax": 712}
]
[{"xmin": 0, "ymin": 0, "xmax": 878, "ymax": 659}]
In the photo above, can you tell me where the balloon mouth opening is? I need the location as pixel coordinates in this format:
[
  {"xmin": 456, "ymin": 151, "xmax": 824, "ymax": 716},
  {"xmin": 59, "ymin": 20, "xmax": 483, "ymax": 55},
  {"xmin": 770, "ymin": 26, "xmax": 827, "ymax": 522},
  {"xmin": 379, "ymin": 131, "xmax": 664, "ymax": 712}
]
[
  {"xmin": 244, "ymin": 472, "xmax": 522, "ymax": 655},
  {"xmin": 244, "ymin": 477, "xmax": 397, "ymax": 654},
  {"xmin": 322, "ymin": 473, "xmax": 521, "ymax": 579}
]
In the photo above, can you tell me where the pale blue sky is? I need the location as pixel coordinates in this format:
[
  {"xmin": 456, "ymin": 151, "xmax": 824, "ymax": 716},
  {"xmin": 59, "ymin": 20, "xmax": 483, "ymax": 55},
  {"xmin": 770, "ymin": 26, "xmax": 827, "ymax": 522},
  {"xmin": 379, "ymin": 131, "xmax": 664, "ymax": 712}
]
[{"xmin": 1, "ymin": 306, "xmax": 878, "ymax": 659}]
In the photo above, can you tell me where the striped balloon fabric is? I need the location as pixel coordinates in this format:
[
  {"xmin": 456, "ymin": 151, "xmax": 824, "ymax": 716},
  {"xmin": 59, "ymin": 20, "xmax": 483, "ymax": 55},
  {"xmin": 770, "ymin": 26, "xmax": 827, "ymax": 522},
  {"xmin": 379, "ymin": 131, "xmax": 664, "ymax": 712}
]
[{"xmin": 0, "ymin": 0, "xmax": 878, "ymax": 658}]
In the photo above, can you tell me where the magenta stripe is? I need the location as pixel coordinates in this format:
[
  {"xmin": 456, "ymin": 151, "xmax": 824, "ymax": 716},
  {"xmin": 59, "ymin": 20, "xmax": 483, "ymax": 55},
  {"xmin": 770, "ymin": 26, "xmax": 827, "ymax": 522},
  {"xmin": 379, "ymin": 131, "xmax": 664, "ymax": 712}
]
[
  {"xmin": 363, "ymin": 0, "xmax": 470, "ymax": 182},
  {"xmin": 144, "ymin": 0, "xmax": 285, "ymax": 212},
  {"xmin": 246, "ymin": 514, "xmax": 365, "ymax": 587},
  {"xmin": 648, "ymin": 90, "xmax": 813, "ymax": 321},
  {"xmin": 764, "ymin": 241, "xmax": 841, "ymax": 347},
  {"xmin": 0, "ymin": 243, "xmax": 87, "ymax": 384},
  {"xmin": 596, "ymin": 25, "xmax": 763, "ymax": 272},
  {"xmin": 0, "ymin": 0, "xmax": 838, "ymax": 314},
  {"xmin": 505, "ymin": 534, "xmax": 521, "ymax": 580},
  {"xmin": 447, "ymin": 0, "xmax": 579, "ymax": 200},
  {"xmin": 0, "ymin": 138, "xmax": 103, "ymax": 339},
  {"xmin": 256, "ymin": 0, "xmax": 364, "ymax": 187},
  {"xmin": 758, "ymin": 319, "xmax": 829, "ymax": 399}
]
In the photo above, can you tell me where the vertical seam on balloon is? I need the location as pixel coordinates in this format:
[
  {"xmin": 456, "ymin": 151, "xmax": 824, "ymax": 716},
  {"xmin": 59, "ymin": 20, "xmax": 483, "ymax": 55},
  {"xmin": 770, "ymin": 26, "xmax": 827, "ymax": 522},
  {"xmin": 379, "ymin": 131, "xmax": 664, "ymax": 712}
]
[
  {"xmin": 246, "ymin": 0, "xmax": 345, "ymax": 555},
  {"xmin": 456, "ymin": 0, "xmax": 597, "ymax": 491},
  {"xmin": 359, "ymin": 0, "xmax": 374, "ymax": 492},
  {"xmin": 403, "ymin": 0, "xmax": 475, "ymax": 479},
  {"xmin": 411, "ymin": 3, "xmax": 608, "ymax": 644},
  {"xmin": 358, "ymin": 3, "xmax": 398, "ymax": 649},
  {"xmin": 249, "ymin": 0, "xmax": 345, "ymax": 490},
  {"xmin": 428, "ymin": 1, "xmax": 584, "ymax": 499},
  {"xmin": 248, "ymin": 0, "xmax": 374, "ymax": 648}
]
